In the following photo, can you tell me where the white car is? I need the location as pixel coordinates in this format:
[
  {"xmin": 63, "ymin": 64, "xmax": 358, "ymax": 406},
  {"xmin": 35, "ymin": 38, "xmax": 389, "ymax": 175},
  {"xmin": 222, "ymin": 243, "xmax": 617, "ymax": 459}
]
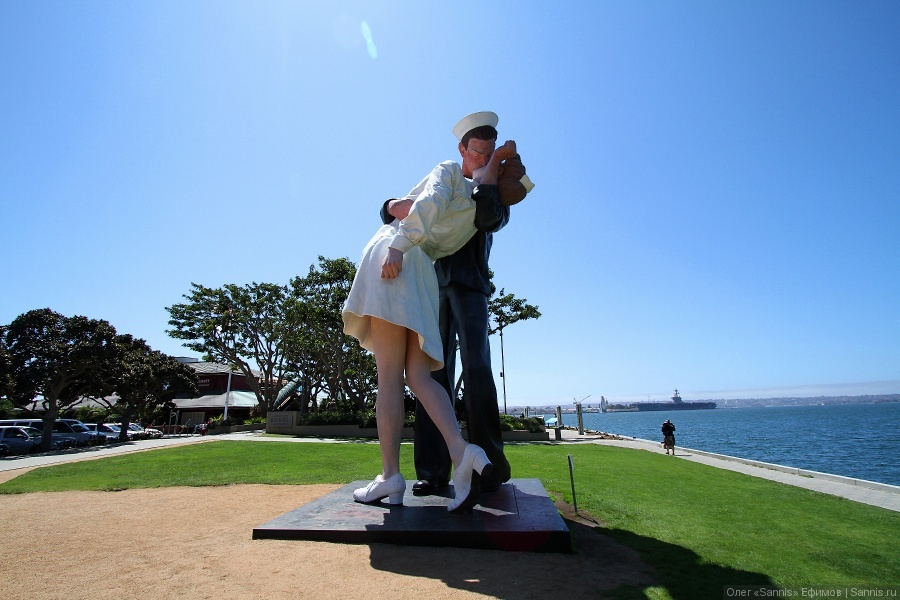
[{"xmin": 128, "ymin": 423, "xmax": 163, "ymax": 439}]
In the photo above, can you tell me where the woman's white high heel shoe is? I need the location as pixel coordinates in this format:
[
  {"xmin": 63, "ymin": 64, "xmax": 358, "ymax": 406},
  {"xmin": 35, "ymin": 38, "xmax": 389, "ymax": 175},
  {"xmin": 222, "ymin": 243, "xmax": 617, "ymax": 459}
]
[
  {"xmin": 448, "ymin": 444, "xmax": 493, "ymax": 513},
  {"xmin": 353, "ymin": 473, "xmax": 405, "ymax": 505}
]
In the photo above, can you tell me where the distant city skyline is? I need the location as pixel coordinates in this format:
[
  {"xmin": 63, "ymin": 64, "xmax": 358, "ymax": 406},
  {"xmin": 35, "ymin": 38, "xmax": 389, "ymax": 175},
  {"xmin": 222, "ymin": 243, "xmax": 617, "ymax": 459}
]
[{"xmin": 546, "ymin": 380, "xmax": 900, "ymax": 407}]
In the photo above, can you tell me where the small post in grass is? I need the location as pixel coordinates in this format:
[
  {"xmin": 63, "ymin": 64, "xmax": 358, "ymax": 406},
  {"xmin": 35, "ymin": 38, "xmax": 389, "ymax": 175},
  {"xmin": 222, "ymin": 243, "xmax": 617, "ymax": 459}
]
[{"xmin": 568, "ymin": 454, "xmax": 578, "ymax": 515}]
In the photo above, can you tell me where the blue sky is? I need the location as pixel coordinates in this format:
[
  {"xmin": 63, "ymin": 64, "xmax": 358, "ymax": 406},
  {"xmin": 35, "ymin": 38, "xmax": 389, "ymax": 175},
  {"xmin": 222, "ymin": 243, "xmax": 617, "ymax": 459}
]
[{"xmin": 2, "ymin": 1, "xmax": 898, "ymax": 406}]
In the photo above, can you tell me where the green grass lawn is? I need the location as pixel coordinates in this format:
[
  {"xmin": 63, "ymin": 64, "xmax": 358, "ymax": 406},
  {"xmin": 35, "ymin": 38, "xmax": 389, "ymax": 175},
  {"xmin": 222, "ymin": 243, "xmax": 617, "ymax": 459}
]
[{"xmin": 2, "ymin": 440, "xmax": 897, "ymax": 598}]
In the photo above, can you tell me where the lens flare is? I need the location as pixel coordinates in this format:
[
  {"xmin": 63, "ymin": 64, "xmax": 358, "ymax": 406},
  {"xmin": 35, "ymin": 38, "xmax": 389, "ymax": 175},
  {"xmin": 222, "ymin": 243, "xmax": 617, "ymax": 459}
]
[{"xmin": 361, "ymin": 21, "xmax": 377, "ymax": 59}]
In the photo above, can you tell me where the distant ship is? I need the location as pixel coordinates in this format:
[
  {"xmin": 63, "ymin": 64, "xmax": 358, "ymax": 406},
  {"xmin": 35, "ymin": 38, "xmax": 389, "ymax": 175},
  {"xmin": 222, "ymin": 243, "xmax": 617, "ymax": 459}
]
[{"xmin": 603, "ymin": 389, "xmax": 717, "ymax": 412}]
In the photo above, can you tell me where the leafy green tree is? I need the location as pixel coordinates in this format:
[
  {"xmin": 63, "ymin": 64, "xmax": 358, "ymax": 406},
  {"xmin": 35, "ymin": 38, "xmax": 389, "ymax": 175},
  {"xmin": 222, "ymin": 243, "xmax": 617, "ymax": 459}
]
[
  {"xmin": 97, "ymin": 335, "xmax": 198, "ymax": 441},
  {"xmin": 166, "ymin": 282, "xmax": 299, "ymax": 416},
  {"xmin": 4, "ymin": 309, "xmax": 119, "ymax": 450},
  {"xmin": 488, "ymin": 287, "xmax": 541, "ymax": 414},
  {"xmin": 488, "ymin": 288, "xmax": 542, "ymax": 336},
  {"xmin": 289, "ymin": 256, "xmax": 377, "ymax": 411},
  {"xmin": 0, "ymin": 325, "xmax": 13, "ymax": 401},
  {"xmin": 166, "ymin": 258, "xmax": 378, "ymax": 417},
  {"xmin": 0, "ymin": 329, "xmax": 14, "ymax": 418}
]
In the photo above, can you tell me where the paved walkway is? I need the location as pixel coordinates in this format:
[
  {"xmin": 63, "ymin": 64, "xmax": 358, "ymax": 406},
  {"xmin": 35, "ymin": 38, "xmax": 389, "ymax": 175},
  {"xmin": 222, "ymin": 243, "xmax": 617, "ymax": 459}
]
[
  {"xmin": 0, "ymin": 433, "xmax": 226, "ymax": 479},
  {"xmin": 2, "ymin": 429, "xmax": 898, "ymax": 512},
  {"xmin": 0, "ymin": 431, "xmax": 371, "ymax": 483}
]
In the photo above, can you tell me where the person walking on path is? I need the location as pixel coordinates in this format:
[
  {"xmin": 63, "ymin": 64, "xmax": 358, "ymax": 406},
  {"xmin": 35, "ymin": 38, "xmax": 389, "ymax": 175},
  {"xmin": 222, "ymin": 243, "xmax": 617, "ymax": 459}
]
[{"xmin": 662, "ymin": 419, "xmax": 676, "ymax": 455}]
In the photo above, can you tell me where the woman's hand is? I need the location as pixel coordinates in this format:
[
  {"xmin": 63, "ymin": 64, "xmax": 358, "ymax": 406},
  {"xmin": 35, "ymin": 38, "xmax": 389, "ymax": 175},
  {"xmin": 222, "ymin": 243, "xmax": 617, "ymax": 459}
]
[
  {"xmin": 493, "ymin": 140, "xmax": 517, "ymax": 162},
  {"xmin": 476, "ymin": 140, "xmax": 518, "ymax": 185},
  {"xmin": 381, "ymin": 247, "xmax": 403, "ymax": 279}
]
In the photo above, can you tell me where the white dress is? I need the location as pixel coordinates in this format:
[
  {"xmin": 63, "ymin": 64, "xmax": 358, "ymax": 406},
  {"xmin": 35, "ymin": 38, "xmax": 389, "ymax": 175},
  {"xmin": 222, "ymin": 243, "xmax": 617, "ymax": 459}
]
[{"xmin": 342, "ymin": 161, "xmax": 477, "ymax": 370}]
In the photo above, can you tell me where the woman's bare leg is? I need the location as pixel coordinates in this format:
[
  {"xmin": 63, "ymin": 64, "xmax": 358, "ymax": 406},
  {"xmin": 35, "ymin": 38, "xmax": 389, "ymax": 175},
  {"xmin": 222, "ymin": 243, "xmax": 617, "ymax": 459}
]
[
  {"xmin": 370, "ymin": 317, "xmax": 407, "ymax": 478},
  {"xmin": 403, "ymin": 329, "xmax": 467, "ymax": 468}
]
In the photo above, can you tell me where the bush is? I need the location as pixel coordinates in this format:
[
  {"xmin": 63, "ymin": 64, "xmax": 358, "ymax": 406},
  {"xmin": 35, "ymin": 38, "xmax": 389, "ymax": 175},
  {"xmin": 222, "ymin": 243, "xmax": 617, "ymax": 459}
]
[
  {"xmin": 498, "ymin": 414, "xmax": 545, "ymax": 433},
  {"xmin": 0, "ymin": 399, "xmax": 19, "ymax": 419},
  {"xmin": 359, "ymin": 410, "xmax": 376, "ymax": 428},
  {"xmin": 209, "ymin": 415, "xmax": 262, "ymax": 429},
  {"xmin": 293, "ymin": 410, "xmax": 415, "ymax": 428},
  {"xmin": 498, "ymin": 413, "xmax": 518, "ymax": 431},
  {"xmin": 296, "ymin": 411, "xmax": 361, "ymax": 426},
  {"xmin": 359, "ymin": 410, "xmax": 416, "ymax": 428},
  {"xmin": 520, "ymin": 416, "xmax": 545, "ymax": 433},
  {"xmin": 207, "ymin": 415, "xmax": 239, "ymax": 429}
]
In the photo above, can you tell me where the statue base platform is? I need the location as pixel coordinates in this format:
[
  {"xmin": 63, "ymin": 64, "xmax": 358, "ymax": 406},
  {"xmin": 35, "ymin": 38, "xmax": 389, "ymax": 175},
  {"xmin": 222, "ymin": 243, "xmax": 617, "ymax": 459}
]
[{"xmin": 253, "ymin": 478, "xmax": 571, "ymax": 553}]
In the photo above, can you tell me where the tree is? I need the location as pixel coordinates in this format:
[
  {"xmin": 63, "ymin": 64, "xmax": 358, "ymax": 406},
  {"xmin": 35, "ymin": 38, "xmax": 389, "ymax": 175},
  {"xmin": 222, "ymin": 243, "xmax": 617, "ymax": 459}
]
[
  {"xmin": 488, "ymin": 289, "xmax": 542, "ymax": 336},
  {"xmin": 289, "ymin": 256, "xmax": 377, "ymax": 411},
  {"xmin": 488, "ymin": 285, "xmax": 542, "ymax": 415},
  {"xmin": 0, "ymin": 326, "xmax": 15, "ymax": 418},
  {"xmin": 166, "ymin": 281, "xmax": 300, "ymax": 416},
  {"xmin": 97, "ymin": 335, "xmax": 198, "ymax": 441},
  {"xmin": 4, "ymin": 309, "xmax": 119, "ymax": 450},
  {"xmin": 165, "ymin": 260, "xmax": 377, "ymax": 417},
  {"xmin": 0, "ymin": 325, "xmax": 12, "ymax": 400}
]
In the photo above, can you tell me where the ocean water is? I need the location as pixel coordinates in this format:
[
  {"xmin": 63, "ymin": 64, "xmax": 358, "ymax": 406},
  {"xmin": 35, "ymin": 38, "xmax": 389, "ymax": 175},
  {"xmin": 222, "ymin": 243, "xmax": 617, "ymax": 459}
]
[{"xmin": 549, "ymin": 402, "xmax": 900, "ymax": 487}]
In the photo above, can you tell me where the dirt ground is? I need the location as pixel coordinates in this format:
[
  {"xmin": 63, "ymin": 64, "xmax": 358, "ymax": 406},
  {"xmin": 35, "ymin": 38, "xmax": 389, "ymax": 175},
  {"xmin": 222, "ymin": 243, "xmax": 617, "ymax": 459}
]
[{"xmin": 0, "ymin": 478, "xmax": 656, "ymax": 599}]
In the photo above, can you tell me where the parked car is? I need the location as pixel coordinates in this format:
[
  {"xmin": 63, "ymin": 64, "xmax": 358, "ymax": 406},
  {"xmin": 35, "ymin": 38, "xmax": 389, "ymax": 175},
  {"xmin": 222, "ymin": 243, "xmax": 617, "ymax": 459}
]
[
  {"xmin": 0, "ymin": 426, "xmax": 75, "ymax": 454},
  {"xmin": 0, "ymin": 426, "xmax": 41, "ymax": 454},
  {"xmin": 128, "ymin": 423, "xmax": 163, "ymax": 439},
  {"xmin": 52, "ymin": 419, "xmax": 103, "ymax": 446},
  {"xmin": 83, "ymin": 423, "xmax": 108, "ymax": 442},
  {"xmin": 83, "ymin": 423, "xmax": 133, "ymax": 443},
  {"xmin": 0, "ymin": 441, "xmax": 9, "ymax": 456},
  {"xmin": 0, "ymin": 419, "xmax": 99, "ymax": 447},
  {"xmin": 104, "ymin": 424, "xmax": 131, "ymax": 442},
  {"xmin": 47, "ymin": 433, "xmax": 78, "ymax": 450}
]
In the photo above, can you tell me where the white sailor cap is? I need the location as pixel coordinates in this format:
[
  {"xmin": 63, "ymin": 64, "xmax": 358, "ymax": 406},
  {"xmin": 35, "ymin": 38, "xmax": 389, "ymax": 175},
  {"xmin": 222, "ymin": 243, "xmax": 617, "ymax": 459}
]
[{"xmin": 452, "ymin": 111, "xmax": 499, "ymax": 141}]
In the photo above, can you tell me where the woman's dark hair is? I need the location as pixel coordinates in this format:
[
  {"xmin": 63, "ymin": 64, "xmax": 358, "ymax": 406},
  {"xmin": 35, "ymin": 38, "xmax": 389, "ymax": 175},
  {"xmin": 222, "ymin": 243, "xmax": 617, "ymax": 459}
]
[{"xmin": 461, "ymin": 125, "xmax": 498, "ymax": 149}]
